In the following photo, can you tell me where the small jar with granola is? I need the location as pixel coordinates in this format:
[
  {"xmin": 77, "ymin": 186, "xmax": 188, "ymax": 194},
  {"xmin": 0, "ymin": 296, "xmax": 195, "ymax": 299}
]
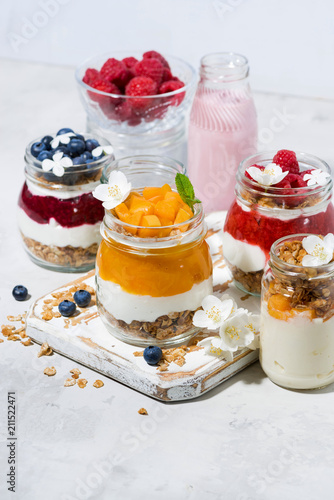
[
  {"xmin": 18, "ymin": 128, "xmax": 114, "ymax": 272},
  {"xmin": 260, "ymin": 233, "xmax": 334, "ymax": 389},
  {"xmin": 94, "ymin": 156, "xmax": 213, "ymax": 347},
  {"xmin": 223, "ymin": 149, "xmax": 334, "ymax": 295}
]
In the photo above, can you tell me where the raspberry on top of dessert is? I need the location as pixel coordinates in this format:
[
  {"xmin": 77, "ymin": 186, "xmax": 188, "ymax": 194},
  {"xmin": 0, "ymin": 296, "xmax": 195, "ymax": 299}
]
[
  {"xmin": 223, "ymin": 149, "xmax": 334, "ymax": 295},
  {"xmin": 260, "ymin": 233, "xmax": 334, "ymax": 390},
  {"xmin": 93, "ymin": 169, "xmax": 213, "ymax": 347}
]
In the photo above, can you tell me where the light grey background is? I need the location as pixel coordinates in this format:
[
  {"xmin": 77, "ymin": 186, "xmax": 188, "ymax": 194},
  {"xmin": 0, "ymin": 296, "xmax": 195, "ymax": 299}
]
[{"xmin": 1, "ymin": 0, "xmax": 334, "ymax": 98}]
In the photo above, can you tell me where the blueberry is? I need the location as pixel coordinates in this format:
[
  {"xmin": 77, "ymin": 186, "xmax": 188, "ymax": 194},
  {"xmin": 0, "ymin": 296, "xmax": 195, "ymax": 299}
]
[
  {"xmin": 12, "ymin": 285, "xmax": 28, "ymax": 301},
  {"xmin": 67, "ymin": 138, "xmax": 86, "ymax": 156},
  {"xmin": 58, "ymin": 300, "xmax": 76, "ymax": 317},
  {"xmin": 52, "ymin": 145, "xmax": 68, "ymax": 155},
  {"xmin": 72, "ymin": 156, "xmax": 85, "ymax": 166},
  {"xmin": 81, "ymin": 151, "xmax": 92, "ymax": 161},
  {"xmin": 75, "ymin": 134, "xmax": 85, "ymax": 142},
  {"xmin": 85, "ymin": 139, "xmax": 100, "ymax": 152},
  {"xmin": 37, "ymin": 150, "xmax": 53, "ymax": 162},
  {"xmin": 143, "ymin": 346, "xmax": 163, "ymax": 365},
  {"xmin": 57, "ymin": 127, "xmax": 74, "ymax": 136},
  {"xmin": 31, "ymin": 141, "xmax": 47, "ymax": 158},
  {"xmin": 41, "ymin": 135, "xmax": 53, "ymax": 150},
  {"xmin": 73, "ymin": 290, "xmax": 91, "ymax": 307}
]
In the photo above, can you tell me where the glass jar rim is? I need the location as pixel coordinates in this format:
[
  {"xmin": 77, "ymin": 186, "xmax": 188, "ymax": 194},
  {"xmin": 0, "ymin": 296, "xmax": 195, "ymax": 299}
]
[
  {"xmin": 75, "ymin": 51, "xmax": 197, "ymax": 99},
  {"xmin": 25, "ymin": 132, "xmax": 114, "ymax": 176},
  {"xmin": 269, "ymin": 233, "xmax": 334, "ymax": 279},
  {"xmin": 102, "ymin": 200, "xmax": 205, "ymax": 249},
  {"xmin": 236, "ymin": 150, "xmax": 333, "ymax": 205},
  {"xmin": 200, "ymin": 52, "xmax": 249, "ymax": 81}
]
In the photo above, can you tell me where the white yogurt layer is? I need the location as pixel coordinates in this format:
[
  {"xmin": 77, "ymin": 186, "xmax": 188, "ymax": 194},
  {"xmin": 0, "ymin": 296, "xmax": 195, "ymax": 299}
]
[
  {"xmin": 26, "ymin": 179, "xmax": 97, "ymax": 200},
  {"xmin": 260, "ymin": 306, "xmax": 334, "ymax": 389},
  {"xmin": 18, "ymin": 208, "xmax": 101, "ymax": 248},
  {"xmin": 96, "ymin": 275, "xmax": 213, "ymax": 323},
  {"xmin": 222, "ymin": 232, "xmax": 266, "ymax": 272}
]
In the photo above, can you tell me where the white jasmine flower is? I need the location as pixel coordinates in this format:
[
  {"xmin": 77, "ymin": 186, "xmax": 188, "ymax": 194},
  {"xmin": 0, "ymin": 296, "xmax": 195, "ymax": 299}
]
[
  {"xmin": 302, "ymin": 234, "xmax": 334, "ymax": 267},
  {"xmin": 193, "ymin": 295, "xmax": 234, "ymax": 330},
  {"xmin": 303, "ymin": 169, "xmax": 331, "ymax": 187},
  {"xmin": 50, "ymin": 132, "xmax": 76, "ymax": 149},
  {"xmin": 246, "ymin": 163, "xmax": 288, "ymax": 186},
  {"xmin": 93, "ymin": 171, "xmax": 131, "ymax": 210},
  {"xmin": 218, "ymin": 309, "xmax": 259, "ymax": 355},
  {"xmin": 92, "ymin": 145, "xmax": 114, "ymax": 158},
  {"xmin": 42, "ymin": 152, "xmax": 73, "ymax": 177}
]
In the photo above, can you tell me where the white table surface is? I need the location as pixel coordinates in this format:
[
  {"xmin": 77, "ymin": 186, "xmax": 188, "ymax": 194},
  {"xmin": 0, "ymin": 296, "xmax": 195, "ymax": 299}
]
[{"xmin": 1, "ymin": 58, "xmax": 334, "ymax": 500}]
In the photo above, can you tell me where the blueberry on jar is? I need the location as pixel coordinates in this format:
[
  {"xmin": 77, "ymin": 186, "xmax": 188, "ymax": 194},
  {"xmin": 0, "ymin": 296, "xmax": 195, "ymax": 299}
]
[
  {"xmin": 41, "ymin": 135, "xmax": 53, "ymax": 150},
  {"xmin": 57, "ymin": 127, "xmax": 74, "ymax": 136},
  {"xmin": 68, "ymin": 138, "xmax": 86, "ymax": 156},
  {"xmin": 31, "ymin": 141, "xmax": 47, "ymax": 158},
  {"xmin": 85, "ymin": 139, "xmax": 100, "ymax": 152}
]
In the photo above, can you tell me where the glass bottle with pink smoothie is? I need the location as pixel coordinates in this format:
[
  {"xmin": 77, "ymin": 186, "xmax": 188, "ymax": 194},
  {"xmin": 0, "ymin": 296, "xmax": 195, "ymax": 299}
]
[{"xmin": 187, "ymin": 53, "xmax": 257, "ymax": 212}]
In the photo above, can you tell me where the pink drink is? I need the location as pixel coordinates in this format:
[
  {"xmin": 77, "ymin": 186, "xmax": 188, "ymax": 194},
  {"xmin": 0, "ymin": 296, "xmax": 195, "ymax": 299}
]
[{"xmin": 187, "ymin": 53, "xmax": 258, "ymax": 213}]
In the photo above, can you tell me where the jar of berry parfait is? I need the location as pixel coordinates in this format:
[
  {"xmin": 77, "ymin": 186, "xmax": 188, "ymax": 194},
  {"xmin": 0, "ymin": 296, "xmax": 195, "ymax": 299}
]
[
  {"xmin": 222, "ymin": 149, "xmax": 334, "ymax": 295},
  {"xmin": 18, "ymin": 127, "xmax": 114, "ymax": 272},
  {"xmin": 95, "ymin": 156, "xmax": 213, "ymax": 347}
]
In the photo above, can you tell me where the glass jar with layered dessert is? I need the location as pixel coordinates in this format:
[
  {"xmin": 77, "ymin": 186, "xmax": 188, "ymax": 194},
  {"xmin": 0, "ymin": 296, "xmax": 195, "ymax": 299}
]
[
  {"xmin": 261, "ymin": 234, "xmax": 334, "ymax": 389},
  {"xmin": 95, "ymin": 156, "xmax": 213, "ymax": 347},
  {"xmin": 18, "ymin": 129, "xmax": 114, "ymax": 272},
  {"xmin": 223, "ymin": 150, "xmax": 334, "ymax": 295}
]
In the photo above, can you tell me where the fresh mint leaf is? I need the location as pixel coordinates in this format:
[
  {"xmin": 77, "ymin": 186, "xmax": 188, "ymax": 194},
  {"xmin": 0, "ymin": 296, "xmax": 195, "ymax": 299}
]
[{"xmin": 175, "ymin": 173, "xmax": 201, "ymax": 210}]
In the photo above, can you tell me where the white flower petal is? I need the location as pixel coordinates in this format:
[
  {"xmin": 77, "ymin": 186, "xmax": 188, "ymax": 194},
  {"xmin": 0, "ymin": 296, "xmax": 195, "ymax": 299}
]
[
  {"xmin": 301, "ymin": 254, "xmax": 322, "ymax": 267},
  {"xmin": 193, "ymin": 310, "xmax": 212, "ymax": 329},
  {"xmin": 247, "ymin": 166, "xmax": 263, "ymax": 183},
  {"xmin": 324, "ymin": 233, "xmax": 334, "ymax": 248},
  {"xmin": 42, "ymin": 159, "xmax": 54, "ymax": 172},
  {"xmin": 52, "ymin": 152, "xmax": 64, "ymax": 162},
  {"xmin": 93, "ymin": 184, "xmax": 110, "ymax": 202},
  {"xmin": 201, "ymin": 295, "xmax": 223, "ymax": 311},
  {"xmin": 53, "ymin": 164, "xmax": 65, "ymax": 177},
  {"xmin": 92, "ymin": 146, "xmax": 103, "ymax": 158},
  {"xmin": 60, "ymin": 157, "xmax": 73, "ymax": 168},
  {"xmin": 50, "ymin": 137, "xmax": 60, "ymax": 148},
  {"xmin": 302, "ymin": 235, "xmax": 332, "ymax": 264},
  {"xmin": 102, "ymin": 199, "xmax": 120, "ymax": 210},
  {"xmin": 108, "ymin": 170, "xmax": 128, "ymax": 187},
  {"xmin": 103, "ymin": 145, "xmax": 114, "ymax": 155}
]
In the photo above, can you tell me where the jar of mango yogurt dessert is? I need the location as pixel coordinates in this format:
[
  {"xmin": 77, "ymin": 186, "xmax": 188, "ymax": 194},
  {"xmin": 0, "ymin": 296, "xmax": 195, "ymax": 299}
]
[{"xmin": 94, "ymin": 156, "xmax": 213, "ymax": 347}]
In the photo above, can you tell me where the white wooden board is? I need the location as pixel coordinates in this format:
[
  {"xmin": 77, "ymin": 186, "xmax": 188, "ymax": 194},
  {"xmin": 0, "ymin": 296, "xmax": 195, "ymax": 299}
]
[{"xmin": 26, "ymin": 212, "xmax": 260, "ymax": 401}]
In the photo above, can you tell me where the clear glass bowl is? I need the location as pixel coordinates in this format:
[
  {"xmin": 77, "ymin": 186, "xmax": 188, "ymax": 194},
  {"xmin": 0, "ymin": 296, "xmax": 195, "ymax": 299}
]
[{"xmin": 75, "ymin": 51, "xmax": 197, "ymax": 160}]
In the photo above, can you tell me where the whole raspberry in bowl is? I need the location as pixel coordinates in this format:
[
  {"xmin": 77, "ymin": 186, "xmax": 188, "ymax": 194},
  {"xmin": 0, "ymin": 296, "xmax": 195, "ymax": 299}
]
[{"xmin": 75, "ymin": 51, "xmax": 196, "ymax": 159}]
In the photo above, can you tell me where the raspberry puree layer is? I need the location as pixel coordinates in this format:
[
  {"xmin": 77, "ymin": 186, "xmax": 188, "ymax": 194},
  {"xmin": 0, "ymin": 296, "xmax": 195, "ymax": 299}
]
[
  {"xmin": 224, "ymin": 200, "xmax": 334, "ymax": 260},
  {"xmin": 19, "ymin": 183, "xmax": 104, "ymax": 227}
]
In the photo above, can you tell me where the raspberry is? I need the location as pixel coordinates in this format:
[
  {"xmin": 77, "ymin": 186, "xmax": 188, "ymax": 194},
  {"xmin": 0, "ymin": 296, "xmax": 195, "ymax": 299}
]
[
  {"xmin": 83, "ymin": 68, "xmax": 99, "ymax": 85},
  {"xmin": 159, "ymin": 79, "xmax": 185, "ymax": 106},
  {"xmin": 125, "ymin": 76, "xmax": 158, "ymax": 112},
  {"xmin": 122, "ymin": 57, "xmax": 138, "ymax": 69},
  {"xmin": 114, "ymin": 100, "xmax": 133, "ymax": 122},
  {"xmin": 143, "ymin": 50, "xmax": 170, "ymax": 69},
  {"xmin": 89, "ymin": 79, "xmax": 121, "ymax": 110},
  {"xmin": 162, "ymin": 67, "xmax": 173, "ymax": 82},
  {"xmin": 273, "ymin": 149, "xmax": 299, "ymax": 174},
  {"xmin": 135, "ymin": 58, "xmax": 165, "ymax": 85},
  {"xmin": 100, "ymin": 58, "xmax": 131, "ymax": 89}
]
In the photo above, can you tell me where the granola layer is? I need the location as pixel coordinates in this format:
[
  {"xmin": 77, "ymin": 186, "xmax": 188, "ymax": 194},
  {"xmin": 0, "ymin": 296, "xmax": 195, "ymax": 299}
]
[
  {"xmin": 22, "ymin": 234, "xmax": 98, "ymax": 269},
  {"xmin": 227, "ymin": 264, "xmax": 263, "ymax": 295}
]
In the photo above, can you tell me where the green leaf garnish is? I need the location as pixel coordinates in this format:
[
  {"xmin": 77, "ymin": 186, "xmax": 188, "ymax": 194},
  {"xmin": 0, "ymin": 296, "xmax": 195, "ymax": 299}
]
[{"xmin": 175, "ymin": 173, "xmax": 201, "ymax": 210}]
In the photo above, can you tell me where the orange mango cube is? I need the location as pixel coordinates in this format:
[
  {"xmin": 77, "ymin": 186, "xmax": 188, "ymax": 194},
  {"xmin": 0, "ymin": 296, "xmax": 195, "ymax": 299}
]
[
  {"xmin": 115, "ymin": 202, "xmax": 130, "ymax": 222},
  {"xmin": 126, "ymin": 212, "xmax": 143, "ymax": 235},
  {"xmin": 130, "ymin": 197, "xmax": 154, "ymax": 216},
  {"xmin": 154, "ymin": 200, "xmax": 176, "ymax": 222},
  {"xmin": 137, "ymin": 215, "xmax": 161, "ymax": 238},
  {"xmin": 143, "ymin": 186, "xmax": 162, "ymax": 200},
  {"xmin": 160, "ymin": 184, "xmax": 172, "ymax": 196},
  {"xmin": 174, "ymin": 207, "xmax": 191, "ymax": 232}
]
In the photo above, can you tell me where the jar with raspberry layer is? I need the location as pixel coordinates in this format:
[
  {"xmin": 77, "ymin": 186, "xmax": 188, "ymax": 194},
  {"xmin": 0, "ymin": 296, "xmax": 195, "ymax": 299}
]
[
  {"xmin": 223, "ymin": 150, "xmax": 334, "ymax": 295},
  {"xmin": 261, "ymin": 233, "xmax": 334, "ymax": 390},
  {"xmin": 18, "ymin": 131, "xmax": 114, "ymax": 272},
  {"xmin": 95, "ymin": 156, "xmax": 213, "ymax": 347}
]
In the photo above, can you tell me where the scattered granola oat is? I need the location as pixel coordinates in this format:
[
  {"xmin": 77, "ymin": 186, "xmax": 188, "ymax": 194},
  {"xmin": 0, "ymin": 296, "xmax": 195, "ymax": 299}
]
[
  {"xmin": 41, "ymin": 310, "xmax": 53, "ymax": 321},
  {"xmin": 138, "ymin": 408, "xmax": 148, "ymax": 415},
  {"xmin": 44, "ymin": 366, "xmax": 57, "ymax": 376},
  {"xmin": 1, "ymin": 325, "xmax": 15, "ymax": 337},
  {"xmin": 7, "ymin": 314, "xmax": 22, "ymax": 322},
  {"xmin": 93, "ymin": 380, "xmax": 104, "ymax": 388},
  {"xmin": 37, "ymin": 342, "xmax": 53, "ymax": 357},
  {"xmin": 64, "ymin": 378, "xmax": 76, "ymax": 387},
  {"xmin": 7, "ymin": 334, "xmax": 21, "ymax": 341},
  {"xmin": 70, "ymin": 368, "xmax": 81, "ymax": 375},
  {"xmin": 21, "ymin": 338, "xmax": 32, "ymax": 346},
  {"xmin": 77, "ymin": 378, "xmax": 88, "ymax": 389},
  {"xmin": 0, "ymin": 339, "xmax": 4, "ymax": 344},
  {"xmin": 71, "ymin": 373, "xmax": 79, "ymax": 379}
]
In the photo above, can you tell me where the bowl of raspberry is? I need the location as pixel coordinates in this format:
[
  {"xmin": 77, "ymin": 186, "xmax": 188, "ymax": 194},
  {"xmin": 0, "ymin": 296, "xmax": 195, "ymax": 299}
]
[
  {"xmin": 75, "ymin": 51, "xmax": 196, "ymax": 160},
  {"xmin": 222, "ymin": 149, "xmax": 334, "ymax": 295}
]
